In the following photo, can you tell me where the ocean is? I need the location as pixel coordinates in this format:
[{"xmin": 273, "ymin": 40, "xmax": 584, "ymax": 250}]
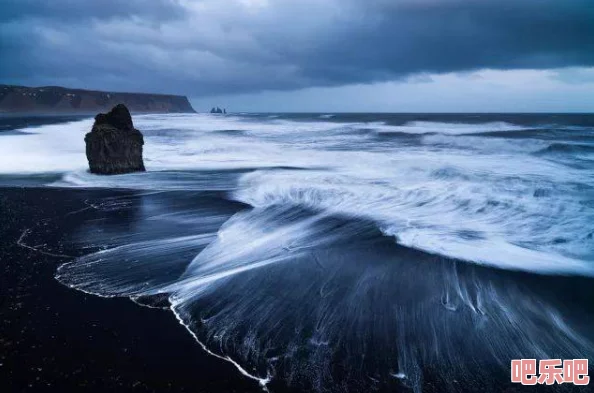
[{"xmin": 1, "ymin": 113, "xmax": 593, "ymax": 392}]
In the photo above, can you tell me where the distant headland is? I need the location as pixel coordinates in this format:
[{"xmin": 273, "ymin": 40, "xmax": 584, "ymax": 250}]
[{"xmin": 0, "ymin": 84, "xmax": 195, "ymax": 114}]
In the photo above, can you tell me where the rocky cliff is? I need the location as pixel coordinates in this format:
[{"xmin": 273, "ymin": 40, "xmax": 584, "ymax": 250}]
[{"xmin": 0, "ymin": 85, "xmax": 195, "ymax": 114}]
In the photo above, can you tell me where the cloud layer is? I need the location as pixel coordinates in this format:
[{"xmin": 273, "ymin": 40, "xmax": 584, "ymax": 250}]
[{"xmin": 1, "ymin": 0, "xmax": 593, "ymax": 96}]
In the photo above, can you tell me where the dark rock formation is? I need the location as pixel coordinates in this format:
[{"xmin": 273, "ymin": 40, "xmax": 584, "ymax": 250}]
[
  {"xmin": 210, "ymin": 107, "xmax": 225, "ymax": 114},
  {"xmin": 85, "ymin": 104, "xmax": 146, "ymax": 175},
  {"xmin": 0, "ymin": 84, "xmax": 195, "ymax": 114}
]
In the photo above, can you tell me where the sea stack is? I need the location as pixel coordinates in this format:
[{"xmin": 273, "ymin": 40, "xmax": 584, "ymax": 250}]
[
  {"xmin": 210, "ymin": 107, "xmax": 225, "ymax": 114},
  {"xmin": 85, "ymin": 104, "xmax": 145, "ymax": 175}
]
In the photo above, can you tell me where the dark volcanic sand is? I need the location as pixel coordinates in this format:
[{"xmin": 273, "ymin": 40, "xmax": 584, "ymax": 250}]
[{"xmin": 0, "ymin": 187, "xmax": 260, "ymax": 393}]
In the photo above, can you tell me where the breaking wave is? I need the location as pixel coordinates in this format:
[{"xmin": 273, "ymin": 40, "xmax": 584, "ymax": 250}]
[
  {"xmin": 537, "ymin": 142, "xmax": 594, "ymax": 155},
  {"xmin": 373, "ymin": 120, "xmax": 532, "ymax": 135}
]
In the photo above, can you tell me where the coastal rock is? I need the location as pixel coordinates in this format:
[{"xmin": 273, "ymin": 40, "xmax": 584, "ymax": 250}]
[{"xmin": 85, "ymin": 104, "xmax": 145, "ymax": 175}]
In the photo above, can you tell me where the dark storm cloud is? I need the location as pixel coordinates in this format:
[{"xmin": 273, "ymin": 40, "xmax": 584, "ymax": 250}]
[
  {"xmin": 0, "ymin": 0, "xmax": 185, "ymax": 22},
  {"xmin": 0, "ymin": 0, "xmax": 592, "ymax": 96}
]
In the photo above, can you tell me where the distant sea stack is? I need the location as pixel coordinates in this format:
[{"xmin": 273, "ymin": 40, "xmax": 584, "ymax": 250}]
[
  {"xmin": 85, "ymin": 104, "xmax": 145, "ymax": 175},
  {"xmin": 0, "ymin": 84, "xmax": 195, "ymax": 114},
  {"xmin": 210, "ymin": 107, "xmax": 226, "ymax": 114}
]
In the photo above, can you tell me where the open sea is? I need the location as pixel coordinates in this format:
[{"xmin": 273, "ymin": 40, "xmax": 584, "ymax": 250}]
[{"xmin": 1, "ymin": 112, "xmax": 593, "ymax": 392}]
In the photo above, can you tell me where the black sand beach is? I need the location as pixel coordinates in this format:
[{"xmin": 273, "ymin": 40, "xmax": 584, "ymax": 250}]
[
  {"xmin": 0, "ymin": 187, "xmax": 260, "ymax": 393},
  {"xmin": 1, "ymin": 112, "xmax": 593, "ymax": 393}
]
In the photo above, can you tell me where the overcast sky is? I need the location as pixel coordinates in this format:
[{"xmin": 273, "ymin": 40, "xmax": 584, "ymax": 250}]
[{"xmin": 1, "ymin": 0, "xmax": 593, "ymax": 112}]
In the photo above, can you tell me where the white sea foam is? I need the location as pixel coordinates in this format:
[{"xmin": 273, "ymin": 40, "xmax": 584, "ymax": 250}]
[
  {"xmin": 0, "ymin": 119, "xmax": 91, "ymax": 173},
  {"xmin": 2, "ymin": 114, "xmax": 593, "ymax": 275},
  {"xmin": 421, "ymin": 133, "xmax": 549, "ymax": 153},
  {"xmin": 232, "ymin": 163, "xmax": 593, "ymax": 276},
  {"xmin": 55, "ymin": 195, "xmax": 594, "ymax": 392},
  {"xmin": 34, "ymin": 113, "xmax": 593, "ymax": 392},
  {"xmin": 374, "ymin": 120, "xmax": 531, "ymax": 135}
]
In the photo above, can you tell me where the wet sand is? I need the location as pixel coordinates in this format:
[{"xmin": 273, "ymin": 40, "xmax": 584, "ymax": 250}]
[
  {"xmin": 1, "ymin": 186, "xmax": 591, "ymax": 393},
  {"xmin": 0, "ymin": 187, "xmax": 260, "ymax": 393}
]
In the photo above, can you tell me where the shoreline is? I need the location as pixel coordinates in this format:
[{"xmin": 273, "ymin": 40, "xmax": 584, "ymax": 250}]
[
  {"xmin": 1, "ymin": 186, "xmax": 593, "ymax": 392},
  {"xmin": 0, "ymin": 187, "xmax": 261, "ymax": 392}
]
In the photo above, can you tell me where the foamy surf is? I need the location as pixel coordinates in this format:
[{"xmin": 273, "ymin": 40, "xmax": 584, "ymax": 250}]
[
  {"xmin": 2, "ymin": 113, "xmax": 592, "ymax": 274},
  {"xmin": 373, "ymin": 120, "xmax": 532, "ymax": 135},
  {"xmin": 3, "ymin": 112, "xmax": 594, "ymax": 392},
  {"xmin": 53, "ymin": 196, "xmax": 594, "ymax": 393}
]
